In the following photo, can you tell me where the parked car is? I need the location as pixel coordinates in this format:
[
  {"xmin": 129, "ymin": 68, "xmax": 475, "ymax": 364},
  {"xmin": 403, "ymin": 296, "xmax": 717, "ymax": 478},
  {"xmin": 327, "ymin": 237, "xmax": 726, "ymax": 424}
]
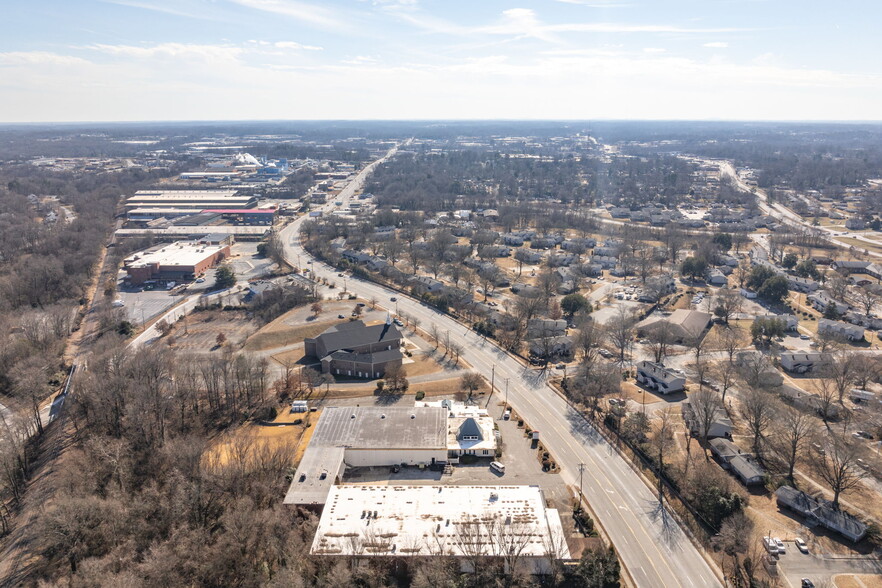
[
  {"xmin": 801, "ymin": 580, "xmax": 815, "ymax": 588},
  {"xmin": 795, "ymin": 538, "xmax": 808, "ymax": 554},
  {"xmin": 503, "ymin": 410, "xmax": 511, "ymax": 420},
  {"xmin": 390, "ymin": 296, "xmax": 397, "ymax": 302},
  {"xmin": 195, "ymin": 277, "xmax": 205, "ymax": 283},
  {"xmin": 337, "ymin": 314, "xmax": 345, "ymax": 319},
  {"xmin": 774, "ymin": 538, "xmax": 785, "ymax": 554},
  {"xmin": 799, "ymin": 334, "xmax": 810, "ymax": 340},
  {"xmin": 111, "ymin": 299, "xmax": 125, "ymax": 307},
  {"xmin": 555, "ymin": 363, "xmax": 566, "ymax": 370}
]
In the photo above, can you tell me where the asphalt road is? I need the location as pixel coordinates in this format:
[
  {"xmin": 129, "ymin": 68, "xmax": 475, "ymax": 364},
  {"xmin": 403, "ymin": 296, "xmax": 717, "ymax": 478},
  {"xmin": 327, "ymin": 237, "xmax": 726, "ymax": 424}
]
[{"xmin": 279, "ymin": 147, "xmax": 723, "ymax": 588}]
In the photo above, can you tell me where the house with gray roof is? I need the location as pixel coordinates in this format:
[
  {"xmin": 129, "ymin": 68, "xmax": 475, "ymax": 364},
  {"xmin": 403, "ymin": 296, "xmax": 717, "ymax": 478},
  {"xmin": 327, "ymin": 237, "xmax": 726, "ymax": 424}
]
[
  {"xmin": 636, "ymin": 361, "xmax": 686, "ymax": 394},
  {"xmin": 818, "ymin": 318, "xmax": 865, "ymax": 341},
  {"xmin": 775, "ymin": 486, "xmax": 867, "ymax": 542}
]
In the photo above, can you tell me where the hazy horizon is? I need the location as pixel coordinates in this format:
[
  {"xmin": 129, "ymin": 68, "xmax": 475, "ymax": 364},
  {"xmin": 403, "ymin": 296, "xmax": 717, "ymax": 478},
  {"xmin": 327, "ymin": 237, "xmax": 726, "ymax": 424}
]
[{"xmin": 3, "ymin": 0, "xmax": 881, "ymax": 123}]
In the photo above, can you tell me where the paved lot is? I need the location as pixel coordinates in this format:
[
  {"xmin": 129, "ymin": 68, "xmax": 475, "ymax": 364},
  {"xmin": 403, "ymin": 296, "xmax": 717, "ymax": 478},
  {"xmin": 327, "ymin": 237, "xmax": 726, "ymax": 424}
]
[
  {"xmin": 778, "ymin": 548, "xmax": 882, "ymax": 588},
  {"xmin": 117, "ymin": 287, "xmax": 180, "ymax": 325}
]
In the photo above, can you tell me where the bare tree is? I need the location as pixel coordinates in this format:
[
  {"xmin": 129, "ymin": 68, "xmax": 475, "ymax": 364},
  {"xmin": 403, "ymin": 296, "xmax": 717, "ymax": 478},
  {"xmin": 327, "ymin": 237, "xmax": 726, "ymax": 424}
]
[
  {"xmin": 851, "ymin": 354, "xmax": 881, "ymax": 390},
  {"xmin": 715, "ymin": 324, "xmax": 745, "ymax": 365},
  {"xmin": 854, "ymin": 284, "xmax": 881, "ymax": 317},
  {"xmin": 711, "ymin": 359, "xmax": 738, "ymax": 404},
  {"xmin": 643, "ymin": 321, "xmax": 676, "ymax": 364},
  {"xmin": 740, "ymin": 386, "xmax": 776, "ymax": 457},
  {"xmin": 459, "ymin": 372, "xmax": 483, "ymax": 401},
  {"xmin": 813, "ymin": 377, "xmax": 839, "ymax": 423},
  {"xmin": 812, "ymin": 433, "xmax": 868, "ymax": 509},
  {"xmin": 605, "ymin": 306, "xmax": 636, "ymax": 364},
  {"xmin": 774, "ymin": 405, "xmax": 813, "ymax": 483},
  {"xmin": 713, "ymin": 288, "xmax": 743, "ymax": 325},
  {"xmin": 649, "ymin": 408, "xmax": 677, "ymax": 500},
  {"xmin": 689, "ymin": 388, "xmax": 723, "ymax": 452}
]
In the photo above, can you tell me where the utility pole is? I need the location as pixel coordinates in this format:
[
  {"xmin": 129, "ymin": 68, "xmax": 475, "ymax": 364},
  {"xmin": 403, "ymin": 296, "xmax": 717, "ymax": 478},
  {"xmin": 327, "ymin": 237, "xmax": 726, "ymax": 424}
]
[
  {"xmin": 505, "ymin": 378, "xmax": 509, "ymax": 408},
  {"xmin": 490, "ymin": 365, "xmax": 495, "ymax": 398},
  {"xmin": 578, "ymin": 462, "xmax": 586, "ymax": 507}
]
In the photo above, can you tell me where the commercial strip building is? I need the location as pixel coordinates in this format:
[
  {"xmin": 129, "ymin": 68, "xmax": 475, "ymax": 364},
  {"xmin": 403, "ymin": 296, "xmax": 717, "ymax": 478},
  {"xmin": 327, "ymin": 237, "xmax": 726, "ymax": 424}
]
[
  {"xmin": 311, "ymin": 485, "xmax": 570, "ymax": 572},
  {"xmin": 115, "ymin": 225, "xmax": 269, "ymax": 241},
  {"xmin": 124, "ymin": 189, "xmax": 256, "ymax": 211},
  {"xmin": 122, "ymin": 240, "xmax": 230, "ymax": 285}
]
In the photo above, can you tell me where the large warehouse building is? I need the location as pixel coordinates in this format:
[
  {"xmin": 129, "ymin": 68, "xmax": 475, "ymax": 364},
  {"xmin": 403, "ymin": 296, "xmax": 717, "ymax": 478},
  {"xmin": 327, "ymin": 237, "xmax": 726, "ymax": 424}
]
[
  {"xmin": 284, "ymin": 406, "xmax": 448, "ymax": 508},
  {"xmin": 123, "ymin": 240, "xmax": 230, "ymax": 284},
  {"xmin": 311, "ymin": 485, "xmax": 570, "ymax": 572},
  {"xmin": 125, "ymin": 189, "xmax": 256, "ymax": 211}
]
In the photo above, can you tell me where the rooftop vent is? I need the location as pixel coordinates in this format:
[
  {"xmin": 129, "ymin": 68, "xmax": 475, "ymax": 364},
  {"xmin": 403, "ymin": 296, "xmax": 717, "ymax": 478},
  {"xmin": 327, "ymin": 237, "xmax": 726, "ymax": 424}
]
[
  {"xmin": 381, "ymin": 414, "xmax": 386, "ymax": 419},
  {"xmin": 410, "ymin": 414, "xmax": 415, "ymax": 419}
]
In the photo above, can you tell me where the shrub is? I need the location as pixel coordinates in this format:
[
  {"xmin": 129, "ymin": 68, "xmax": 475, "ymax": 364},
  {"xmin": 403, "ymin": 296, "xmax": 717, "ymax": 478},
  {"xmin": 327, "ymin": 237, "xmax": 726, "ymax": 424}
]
[{"xmin": 415, "ymin": 390, "xmax": 425, "ymax": 400}]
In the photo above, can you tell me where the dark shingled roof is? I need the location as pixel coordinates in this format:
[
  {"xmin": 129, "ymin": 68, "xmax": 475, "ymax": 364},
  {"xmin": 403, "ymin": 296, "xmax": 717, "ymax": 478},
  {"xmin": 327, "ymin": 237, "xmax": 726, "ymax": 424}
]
[{"xmin": 315, "ymin": 320, "xmax": 402, "ymax": 354}]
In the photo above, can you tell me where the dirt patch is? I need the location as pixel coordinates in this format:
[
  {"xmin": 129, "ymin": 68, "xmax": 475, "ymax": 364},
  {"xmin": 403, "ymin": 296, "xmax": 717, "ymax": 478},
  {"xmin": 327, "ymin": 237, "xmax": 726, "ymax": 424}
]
[
  {"xmin": 400, "ymin": 352, "xmax": 445, "ymax": 378},
  {"xmin": 619, "ymin": 381, "xmax": 665, "ymax": 405}
]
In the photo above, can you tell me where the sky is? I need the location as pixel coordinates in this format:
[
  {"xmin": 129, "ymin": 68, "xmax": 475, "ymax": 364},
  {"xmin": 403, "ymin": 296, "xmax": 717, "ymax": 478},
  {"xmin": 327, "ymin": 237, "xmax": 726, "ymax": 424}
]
[{"xmin": 1, "ymin": 0, "xmax": 881, "ymax": 122}]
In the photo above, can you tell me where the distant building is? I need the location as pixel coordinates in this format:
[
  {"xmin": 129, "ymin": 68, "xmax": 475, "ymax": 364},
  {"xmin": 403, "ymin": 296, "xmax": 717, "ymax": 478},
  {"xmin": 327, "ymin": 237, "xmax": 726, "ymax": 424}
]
[
  {"xmin": 682, "ymin": 400, "xmax": 732, "ymax": 439},
  {"xmin": 123, "ymin": 240, "xmax": 230, "ymax": 285}
]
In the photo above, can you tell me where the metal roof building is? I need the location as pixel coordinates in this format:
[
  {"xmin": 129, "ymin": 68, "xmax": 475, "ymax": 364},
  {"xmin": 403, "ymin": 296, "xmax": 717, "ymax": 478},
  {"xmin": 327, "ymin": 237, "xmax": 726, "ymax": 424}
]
[{"xmin": 284, "ymin": 406, "xmax": 448, "ymax": 509}]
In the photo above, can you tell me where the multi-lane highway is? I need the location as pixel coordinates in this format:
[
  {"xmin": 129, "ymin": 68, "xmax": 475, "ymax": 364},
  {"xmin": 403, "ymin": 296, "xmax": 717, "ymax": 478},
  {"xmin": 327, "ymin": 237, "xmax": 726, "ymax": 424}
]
[{"xmin": 279, "ymin": 147, "xmax": 723, "ymax": 588}]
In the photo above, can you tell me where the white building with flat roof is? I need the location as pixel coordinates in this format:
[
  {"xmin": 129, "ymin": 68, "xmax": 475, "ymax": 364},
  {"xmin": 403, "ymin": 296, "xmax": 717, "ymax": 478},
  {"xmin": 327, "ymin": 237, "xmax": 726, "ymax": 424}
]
[
  {"xmin": 125, "ymin": 189, "xmax": 255, "ymax": 210},
  {"xmin": 311, "ymin": 485, "xmax": 570, "ymax": 572}
]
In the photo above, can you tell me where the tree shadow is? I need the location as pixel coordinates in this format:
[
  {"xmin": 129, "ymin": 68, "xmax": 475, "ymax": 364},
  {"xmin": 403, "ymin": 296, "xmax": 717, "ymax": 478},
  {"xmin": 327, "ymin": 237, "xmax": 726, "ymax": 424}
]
[{"xmin": 643, "ymin": 497, "xmax": 682, "ymax": 548}]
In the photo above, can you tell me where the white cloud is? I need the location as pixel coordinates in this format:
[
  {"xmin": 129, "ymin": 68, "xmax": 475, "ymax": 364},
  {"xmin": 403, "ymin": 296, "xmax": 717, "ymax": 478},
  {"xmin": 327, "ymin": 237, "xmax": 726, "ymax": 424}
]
[
  {"xmin": 2, "ymin": 47, "xmax": 881, "ymax": 122},
  {"xmin": 0, "ymin": 51, "xmax": 92, "ymax": 67},
  {"xmin": 643, "ymin": 47, "xmax": 666, "ymax": 53},
  {"xmin": 275, "ymin": 41, "xmax": 323, "ymax": 51},
  {"xmin": 703, "ymin": 42, "xmax": 729, "ymax": 48},
  {"xmin": 229, "ymin": 0, "xmax": 346, "ymax": 30}
]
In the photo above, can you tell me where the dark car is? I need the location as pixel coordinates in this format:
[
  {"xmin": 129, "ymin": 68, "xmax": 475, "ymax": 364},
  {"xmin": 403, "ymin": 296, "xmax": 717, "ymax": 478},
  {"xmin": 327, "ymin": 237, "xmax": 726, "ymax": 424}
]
[
  {"xmin": 801, "ymin": 580, "xmax": 815, "ymax": 588},
  {"xmin": 390, "ymin": 296, "xmax": 397, "ymax": 302},
  {"xmin": 337, "ymin": 314, "xmax": 345, "ymax": 319}
]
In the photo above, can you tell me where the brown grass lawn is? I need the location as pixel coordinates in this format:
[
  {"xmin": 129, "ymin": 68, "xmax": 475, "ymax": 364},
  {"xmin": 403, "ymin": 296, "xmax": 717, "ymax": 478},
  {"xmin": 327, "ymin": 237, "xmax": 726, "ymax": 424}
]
[
  {"xmin": 243, "ymin": 318, "xmax": 346, "ymax": 352},
  {"xmin": 206, "ymin": 410, "xmax": 317, "ymax": 467},
  {"xmin": 835, "ymin": 574, "xmax": 882, "ymax": 588},
  {"xmin": 401, "ymin": 353, "xmax": 444, "ymax": 377},
  {"xmin": 839, "ymin": 237, "xmax": 882, "ymax": 255}
]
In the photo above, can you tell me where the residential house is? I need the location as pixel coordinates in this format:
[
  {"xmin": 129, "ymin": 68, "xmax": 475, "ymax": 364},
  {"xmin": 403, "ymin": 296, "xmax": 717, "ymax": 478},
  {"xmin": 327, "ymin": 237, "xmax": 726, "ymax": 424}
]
[
  {"xmin": 818, "ymin": 318, "xmax": 865, "ymax": 341},
  {"xmin": 755, "ymin": 313, "xmax": 798, "ymax": 330},
  {"xmin": 787, "ymin": 276, "xmax": 820, "ymax": 293},
  {"xmin": 779, "ymin": 352, "xmax": 833, "ymax": 374},
  {"xmin": 775, "ymin": 486, "xmax": 867, "ymax": 542},
  {"xmin": 635, "ymin": 361, "xmax": 686, "ymax": 394},
  {"xmin": 528, "ymin": 336, "xmax": 574, "ymax": 359},
  {"xmin": 706, "ymin": 269, "xmax": 728, "ymax": 286},
  {"xmin": 682, "ymin": 400, "xmax": 732, "ymax": 439},
  {"xmin": 527, "ymin": 319, "xmax": 568, "ymax": 338},
  {"xmin": 807, "ymin": 292, "xmax": 849, "ymax": 315}
]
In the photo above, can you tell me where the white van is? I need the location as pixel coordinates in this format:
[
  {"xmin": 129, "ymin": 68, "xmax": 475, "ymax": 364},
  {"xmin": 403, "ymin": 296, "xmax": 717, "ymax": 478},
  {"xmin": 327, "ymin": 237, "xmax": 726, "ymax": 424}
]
[{"xmin": 490, "ymin": 461, "xmax": 505, "ymax": 474}]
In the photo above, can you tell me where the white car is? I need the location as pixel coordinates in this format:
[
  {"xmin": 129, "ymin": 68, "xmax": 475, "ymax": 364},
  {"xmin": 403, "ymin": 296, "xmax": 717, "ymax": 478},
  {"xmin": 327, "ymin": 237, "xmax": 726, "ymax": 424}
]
[
  {"xmin": 795, "ymin": 538, "xmax": 808, "ymax": 554},
  {"xmin": 774, "ymin": 537, "xmax": 785, "ymax": 554},
  {"xmin": 111, "ymin": 299, "xmax": 125, "ymax": 307}
]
